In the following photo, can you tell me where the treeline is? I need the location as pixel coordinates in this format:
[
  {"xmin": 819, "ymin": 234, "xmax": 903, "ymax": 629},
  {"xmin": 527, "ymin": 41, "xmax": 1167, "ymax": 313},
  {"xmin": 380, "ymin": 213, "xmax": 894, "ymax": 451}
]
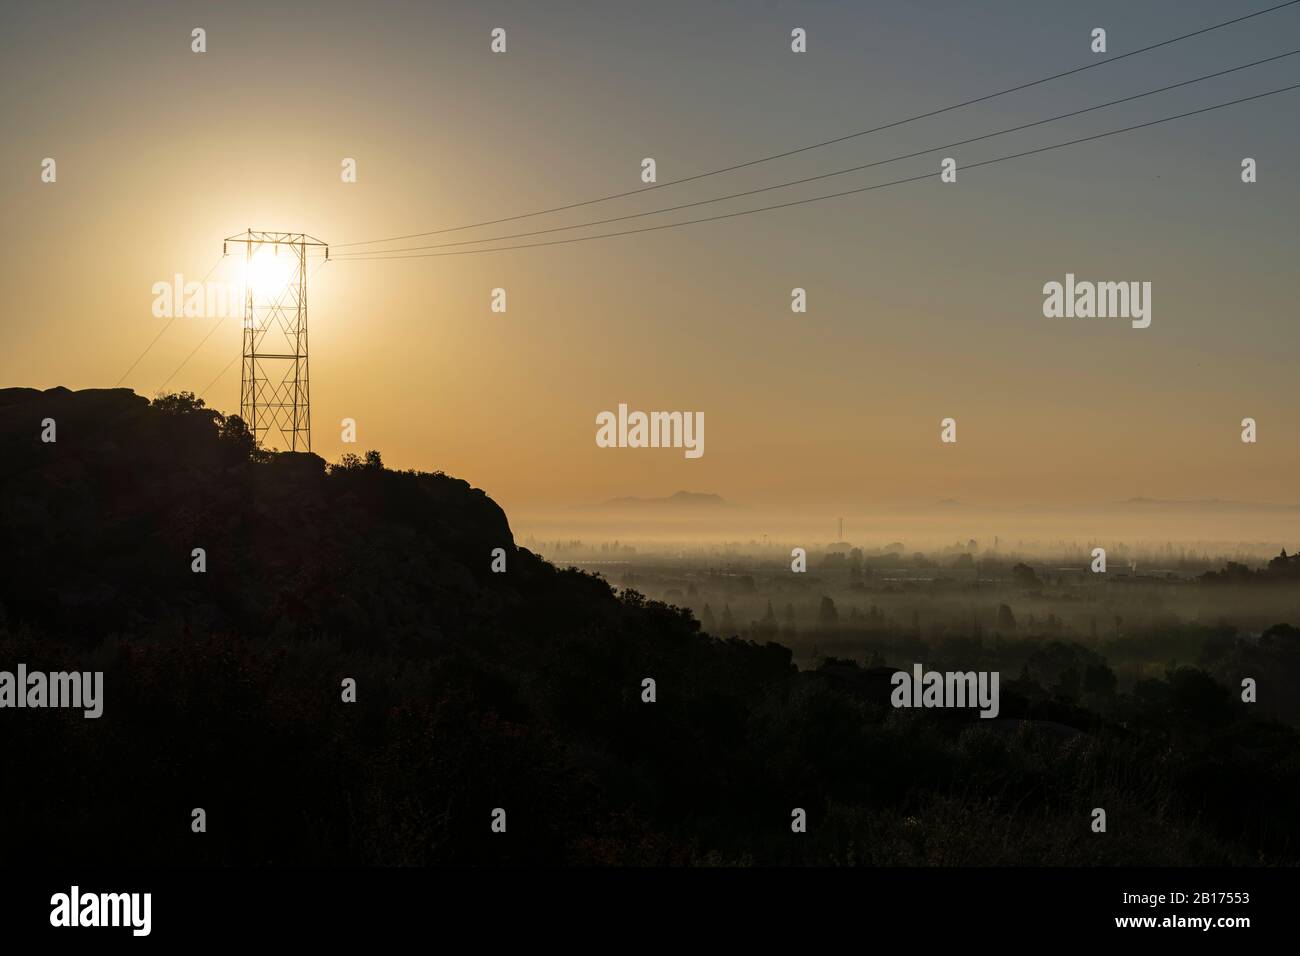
[{"xmin": 1201, "ymin": 549, "xmax": 1300, "ymax": 584}]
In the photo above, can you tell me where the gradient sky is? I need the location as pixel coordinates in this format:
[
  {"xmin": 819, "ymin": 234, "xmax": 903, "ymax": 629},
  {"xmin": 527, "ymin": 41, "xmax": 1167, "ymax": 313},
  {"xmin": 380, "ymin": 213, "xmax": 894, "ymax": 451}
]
[{"xmin": 3, "ymin": 0, "xmax": 1298, "ymax": 520}]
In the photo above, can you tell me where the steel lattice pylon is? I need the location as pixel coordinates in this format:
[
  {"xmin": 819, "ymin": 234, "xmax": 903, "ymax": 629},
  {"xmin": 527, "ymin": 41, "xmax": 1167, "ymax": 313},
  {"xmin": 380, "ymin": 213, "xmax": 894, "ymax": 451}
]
[{"xmin": 224, "ymin": 230, "xmax": 328, "ymax": 452}]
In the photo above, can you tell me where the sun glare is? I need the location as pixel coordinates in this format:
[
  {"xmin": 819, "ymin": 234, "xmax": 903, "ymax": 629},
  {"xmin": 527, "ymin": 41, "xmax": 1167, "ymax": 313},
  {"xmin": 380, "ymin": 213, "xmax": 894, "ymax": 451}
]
[{"xmin": 241, "ymin": 247, "xmax": 298, "ymax": 300}]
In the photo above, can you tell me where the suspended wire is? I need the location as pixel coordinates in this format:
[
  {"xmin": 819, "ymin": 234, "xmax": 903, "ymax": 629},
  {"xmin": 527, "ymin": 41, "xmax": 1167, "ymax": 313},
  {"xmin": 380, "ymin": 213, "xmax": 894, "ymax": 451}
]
[
  {"xmin": 114, "ymin": 255, "xmax": 224, "ymax": 386},
  {"xmin": 335, "ymin": 83, "xmax": 1300, "ymax": 261},
  {"xmin": 333, "ymin": 0, "xmax": 1300, "ymax": 249},
  {"xmin": 199, "ymin": 355, "xmax": 238, "ymax": 401},
  {"xmin": 333, "ymin": 50, "xmax": 1299, "ymax": 258},
  {"xmin": 157, "ymin": 315, "xmax": 227, "ymax": 394}
]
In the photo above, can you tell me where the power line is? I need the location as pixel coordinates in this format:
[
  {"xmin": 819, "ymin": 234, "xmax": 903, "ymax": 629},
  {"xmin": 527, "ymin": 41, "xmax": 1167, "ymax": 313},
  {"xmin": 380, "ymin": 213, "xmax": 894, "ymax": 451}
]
[
  {"xmin": 334, "ymin": 50, "xmax": 1298, "ymax": 258},
  {"xmin": 114, "ymin": 255, "xmax": 224, "ymax": 386},
  {"xmin": 335, "ymin": 83, "xmax": 1300, "ymax": 262},
  {"xmin": 200, "ymin": 354, "xmax": 239, "ymax": 401},
  {"xmin": 334, "ymin": 0, "xmax": 1300, "ymax": 249},
  {"xmin": 157, "ymin": 315, "xmax": 226, "ymax": 394}
]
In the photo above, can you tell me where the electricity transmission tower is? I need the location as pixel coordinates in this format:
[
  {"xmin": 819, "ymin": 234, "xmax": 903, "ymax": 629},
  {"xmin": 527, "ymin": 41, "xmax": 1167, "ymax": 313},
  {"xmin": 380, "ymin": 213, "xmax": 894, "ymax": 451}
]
[{"xmin": 224, "ymin": 230, "xmax": 328, "ymax": 452}]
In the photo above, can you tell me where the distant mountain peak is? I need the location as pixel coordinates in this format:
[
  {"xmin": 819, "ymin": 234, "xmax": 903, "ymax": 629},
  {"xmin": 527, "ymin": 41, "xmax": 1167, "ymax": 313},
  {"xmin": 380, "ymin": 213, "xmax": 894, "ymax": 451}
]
[
  {"xmin": 669, "ymin": 490, "xmax": 724, "ymax": 502},
  {"xmin": 599, "ymin": 491, "xmax": 732, "ymax": 509}
]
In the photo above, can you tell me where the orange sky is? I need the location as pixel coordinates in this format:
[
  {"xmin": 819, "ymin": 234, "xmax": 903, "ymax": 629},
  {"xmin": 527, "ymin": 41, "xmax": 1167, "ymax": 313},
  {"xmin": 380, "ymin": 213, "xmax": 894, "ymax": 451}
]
[{"xmin": 3, "ymin": 0, "xmax": 1298, "ymax": 521}]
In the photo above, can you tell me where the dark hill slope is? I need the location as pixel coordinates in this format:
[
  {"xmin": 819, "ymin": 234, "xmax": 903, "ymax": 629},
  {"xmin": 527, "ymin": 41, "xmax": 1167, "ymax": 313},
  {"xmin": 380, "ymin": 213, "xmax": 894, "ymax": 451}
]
[
  {"xmin": 0, "ymin": 388, "xmax": 794, "ymax": 864},
  {"xmin": 0, "ymin": 388, "xmax": 1297, "ymax": 866}
]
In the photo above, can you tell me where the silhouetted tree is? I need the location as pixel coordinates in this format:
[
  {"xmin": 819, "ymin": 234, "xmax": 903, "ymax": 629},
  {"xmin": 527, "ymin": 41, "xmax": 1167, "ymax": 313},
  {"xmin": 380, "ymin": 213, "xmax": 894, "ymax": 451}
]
[
  {"xmin": 751, "ymin": 600, "xmax": 779, "ymax": 640},
  {"xmin": 217, "ymin": 414, "xmax": 261, "ymax": 461},
  {"xmin": 1011, "ymin": 562, "xmax": 1041, "ymax": 588},
  {"xmin": 151, "ymin": 391, "xmax": 206, "ymax": 415},
  {"xmin": 1262, "ymin": 622, "xmax": 1300, "ymax": 647}
]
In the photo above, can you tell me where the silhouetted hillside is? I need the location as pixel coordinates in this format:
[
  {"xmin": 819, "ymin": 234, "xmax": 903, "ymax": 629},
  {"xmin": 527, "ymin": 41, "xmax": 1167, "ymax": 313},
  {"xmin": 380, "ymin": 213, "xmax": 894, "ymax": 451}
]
[{"xmin": 1, "ymin": 387, "xmax": 1298, "ymax": 866}]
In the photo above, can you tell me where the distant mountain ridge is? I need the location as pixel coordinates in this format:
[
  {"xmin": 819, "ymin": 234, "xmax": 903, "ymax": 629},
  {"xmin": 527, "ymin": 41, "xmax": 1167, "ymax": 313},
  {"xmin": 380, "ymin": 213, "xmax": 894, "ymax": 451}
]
[{"xmin": 598, "ymin": 490, "xmax": 734, "ymax": 509}]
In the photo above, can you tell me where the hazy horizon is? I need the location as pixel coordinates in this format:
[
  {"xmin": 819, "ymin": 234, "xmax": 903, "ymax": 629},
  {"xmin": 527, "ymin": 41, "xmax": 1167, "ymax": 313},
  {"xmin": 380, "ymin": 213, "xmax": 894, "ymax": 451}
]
[{"xmin": 514, "ymin": 500, "xmax": 1300, "ymax": 557}]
